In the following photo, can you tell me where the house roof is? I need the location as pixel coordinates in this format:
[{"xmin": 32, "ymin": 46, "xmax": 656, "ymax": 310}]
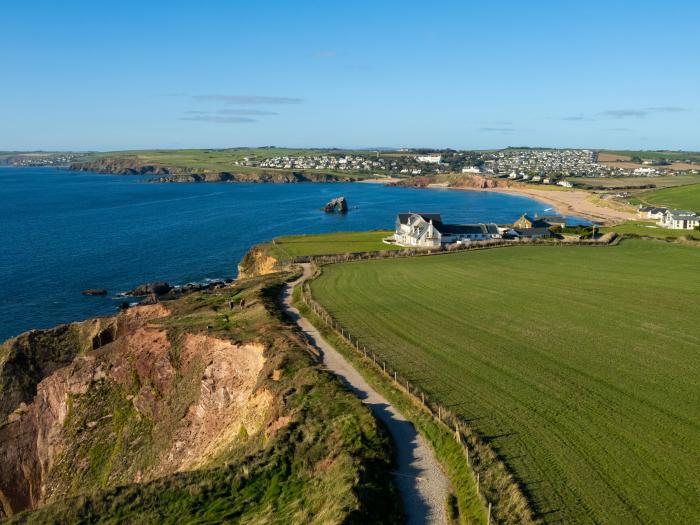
[
  {"xmin": 437, "ymin": 223, "xmax": 499, "ymax": 235},
  {"xmin": 538, "ymin": 215, "xmax": 566, "ymax": 223},
  {"xmin": 397, "ymin": 212, "xmax": 442, "ymax": 225},
  {"xmin": 513, "ymin": 227, "xmax": 552, "ymax": 237}
]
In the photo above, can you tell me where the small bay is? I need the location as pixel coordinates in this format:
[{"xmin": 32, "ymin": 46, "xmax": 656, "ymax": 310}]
[{"xmin": 0, "ymin": 167, "xmax": 558, "ymax": 340}]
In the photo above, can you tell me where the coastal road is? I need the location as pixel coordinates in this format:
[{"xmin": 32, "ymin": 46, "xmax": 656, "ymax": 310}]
[{"xmin": 281, "ymin": 263, "xmax": 449, "ymax": 525}]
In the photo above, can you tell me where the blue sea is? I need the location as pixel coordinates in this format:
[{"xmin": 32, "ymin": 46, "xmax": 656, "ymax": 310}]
[{"xmin": 1, "ymin": 167, "xmax": 563, "ymax": 340}]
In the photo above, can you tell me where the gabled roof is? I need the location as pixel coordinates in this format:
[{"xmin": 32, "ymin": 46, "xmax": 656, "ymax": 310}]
[
  {"xmin": 397, "ymin": 212, "xmax": 442, "ymax": 225},
  {"xmin": 513, "ymin": 227, "xmax": 552, "ymax": 237},
  {"xmin": 438, "ymin": 223, "xmax": 500, "ymax": 235}
]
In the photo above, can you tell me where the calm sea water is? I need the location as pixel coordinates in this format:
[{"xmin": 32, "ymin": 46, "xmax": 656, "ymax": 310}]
[{"xmin": 1, "ymin": 167, "xmax": 559, "ymax": 340}]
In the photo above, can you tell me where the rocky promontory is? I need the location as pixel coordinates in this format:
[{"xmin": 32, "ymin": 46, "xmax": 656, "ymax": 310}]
[{"xmin": 70, "ymin": 157, "xmax": 358, "ymax": 184}]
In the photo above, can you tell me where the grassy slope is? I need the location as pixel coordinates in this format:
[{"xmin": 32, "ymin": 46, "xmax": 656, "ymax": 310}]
[
  {"xmin": 639, "ymin": 183, "xmax": 700, "ymax": 212},
  {"xmin": 600, "ymin": 221, "xmax": 699, "ymax": 239},
  {"xmin": 602, "ymin": 150, "xmax": 700, "ymax": 163},
  {"xmin": 9, "ymin": 273, "xmax": 400, "ymax": 524},
  {"xmin": 310, "ymin": 241, "xmax": 700, "ymax": 524},
  {"xmin": 266, "ymin": 231, "xmax": 400, "ymax": 261}
]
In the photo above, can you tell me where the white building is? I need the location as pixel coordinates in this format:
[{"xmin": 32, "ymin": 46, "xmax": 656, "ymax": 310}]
[
  {"xmin": 638, "ymin": 206, "xmax": 668, "ymax": 220},
  {"xmin": 557, "ymin": 180, "xmax": 574, "ymax": 188},
  {"xmin": 394, "ymin": 213, "xmax": 500, "ymax": 247},
  {"xmin": 416, "ymin": 155, "xmax": 442, "ymax": 164},
  {"xmin": 461, "ymin": 166, "xmax": 482, "ymax": 174},
  {"xmin": 657, "ymin": 209, "xmax": 700, "ymax": 230}
]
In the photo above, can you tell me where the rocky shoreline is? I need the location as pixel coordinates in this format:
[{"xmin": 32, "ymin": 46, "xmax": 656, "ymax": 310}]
[{"xmin": 70, "ymin": 157, "xmax": 358, "ymax": 183}]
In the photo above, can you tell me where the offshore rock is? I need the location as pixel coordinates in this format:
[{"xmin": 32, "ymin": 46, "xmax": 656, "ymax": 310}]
[{"xmin": 322, "ymin": 196, "xmax": 348, "ymax": 213}]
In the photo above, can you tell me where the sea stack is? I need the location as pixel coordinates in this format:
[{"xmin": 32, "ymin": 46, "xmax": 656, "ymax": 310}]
[{"xmin": 323, "ymin": 196, "xmax": 348, "ymax": 213}]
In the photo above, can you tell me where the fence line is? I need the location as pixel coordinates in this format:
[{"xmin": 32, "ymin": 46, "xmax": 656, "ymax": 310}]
[
  {"xmin": 291, "ymin": 232, "xmax": 618, "ymax": 266},
  {"xmin": 298, "ymin": 279, "xmax": 535, "ymax": 524}
]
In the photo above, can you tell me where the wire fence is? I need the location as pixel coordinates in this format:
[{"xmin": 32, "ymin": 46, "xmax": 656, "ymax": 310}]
[{"xmin": 298, "ymin": 278, "xmax": 535, "ymax": 525}]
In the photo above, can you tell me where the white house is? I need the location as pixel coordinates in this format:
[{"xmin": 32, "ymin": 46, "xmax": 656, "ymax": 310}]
[
  {"xmin": 416, "ymin": 155, "xmax": 442, "ymax": 164},
  {"xmin": 638, "ymin": 206, "xmax": 668, "ymax": 220},
  {"xmin": 394, "ymin": 213, "xmax": 501, "ymax": 247},
  {"xmin": 657, "ymin": 209, "xmax": 700, "ymax": 230},
  {"xmin": 462, "ymin": 166, "xmax": 482, "ymax": 174},
  {"xmin": 557, "ymin": 180, "xmax": 574, "ymax": 188}
]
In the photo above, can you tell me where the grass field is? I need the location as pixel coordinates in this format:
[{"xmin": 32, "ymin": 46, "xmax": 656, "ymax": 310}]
[
  {"xmin": 639, "ymin": 183, "xmax": 700, "ymax": 211},
  {"xmin": 310, "ymin": 240, "xmax": 700, "ymax": 524},
  {"xmin": 600, "ymin": 221, "xmax": 699, "ymax": 239},
  {"xmin": 567, "ymin": 174, "xmax": 700, "ymax": 190},
  {"xmin": 266, "ymin": 231, "xmax": 399, "ymax": 260},
  {"xmin": 602, "ymin": 150, "xmax": 700, "ymax": 163}
]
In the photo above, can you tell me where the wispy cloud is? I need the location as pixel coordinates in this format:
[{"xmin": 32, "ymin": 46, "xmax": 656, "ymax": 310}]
[
  {"xmin": 599, "ymin": 109, "xmax": 648, "ymax": 119},
  {"xmin": 180, "ymin": 115, "xmax": 257, "ymax": 123},
  {"xmin": 193, "ymin": 95, "xmax": 303, "ymax": 105},
  {"xmin": 313, "ymin": 50, "xmax": 337, "ymax": 59},
  {"xmin": 218, "ymin": 109, "xmax": 278, "ymax": 116},
  {"xmin": 563, "ymin": 106, "xmax": 688, "ymax": 122},
  {"xmin": 646, "ymin": 106, "xmax": 685, "ymax": 113},
  {"xmin": 561, "ymin": 115, "xmax": 593, "ymax": 122},
  {"xmin": 478, "ymin": 127, "xmax": 515, "ymax": 133}
]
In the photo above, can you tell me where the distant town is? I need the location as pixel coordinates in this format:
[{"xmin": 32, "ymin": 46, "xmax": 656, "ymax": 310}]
[{"xmin": 232, "ymin": 148, "xmax": 699, "ymax": 182}]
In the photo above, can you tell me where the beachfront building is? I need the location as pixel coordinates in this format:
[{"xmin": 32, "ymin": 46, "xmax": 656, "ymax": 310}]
[
  {"xmin": 394, "ymin": 213, "xmax": 500, "ymax": 247},
  {"xmin": 638, "ymin": 206, "xmax": 668, "ymax": 220},
  {"xmin": 657, "ymin": 209, "xmax": 700, "ymax": 230},
  {"xmin": 513, "ymin": 213, "xmax": 566, "ymax": 229}
]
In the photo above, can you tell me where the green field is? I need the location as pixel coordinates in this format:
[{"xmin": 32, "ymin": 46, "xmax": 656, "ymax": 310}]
[
  {"xmin": 567, "ymin": 174, "xmax": 700, "ymax": 190},
  {"xmin": 639, "ymin": 183, "xmax": 700, "ymax": 212},
  {"xmin": 310, "ymin": 240, "xmax": 700, "ymax": 523},
  {"xmin": 266, "ymin": 231, "xmax": 399, "ymax": 260},
  {"xmin": 603, "ymin": 150, "xmax": 700, "ymax": 163},
  {"xmin": 601, "ymin": 221, "xmax": 699, "ymax": 239}
]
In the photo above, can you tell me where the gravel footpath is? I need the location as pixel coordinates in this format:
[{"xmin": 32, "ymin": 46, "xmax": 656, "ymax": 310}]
[{"xmin": 281, "ymin": 264, "xmax": 449, "ymax": 525}]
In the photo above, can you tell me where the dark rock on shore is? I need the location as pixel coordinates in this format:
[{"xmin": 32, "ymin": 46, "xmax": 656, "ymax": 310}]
[
  {"xmin": 323, "ymin": 196, "xmax": 348, "ymax": 213},
  {"xmin": 81, "ymin": 289, "xmax": 108, "ymax": 296},
  {"xmin": 127, "ymin": 281, "xmax": 172, "ymax": 296}
]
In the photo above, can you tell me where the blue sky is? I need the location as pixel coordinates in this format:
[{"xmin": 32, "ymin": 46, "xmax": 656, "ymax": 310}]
[{"xmin": 1, "ymin": 0, "xmax": 698, "ymax": 151}]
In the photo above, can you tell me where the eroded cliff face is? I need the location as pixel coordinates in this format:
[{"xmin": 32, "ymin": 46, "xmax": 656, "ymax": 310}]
[
  {"xmin": 70, "ymin": 157, "xmax": 353, "ymax": 183},
  {"xmin": 0, "ymin": 304, "xmax": 271, "ymax": 517},
  {"xmin": 237, "ymin": 245, "xmax": 281, "ymax": 279},
  {"xmin": 0, "ymin": 273, "xmax": 399, "ymax": 524}
]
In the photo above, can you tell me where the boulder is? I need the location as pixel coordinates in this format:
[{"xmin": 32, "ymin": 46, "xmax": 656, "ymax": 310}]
[
  {"xmin": 82, "ymin": 289, "xmax": 108, "ymax": 296},
  {"xmin": 127, "ymin": 281, "xmax": 172, "ymax": 296}
]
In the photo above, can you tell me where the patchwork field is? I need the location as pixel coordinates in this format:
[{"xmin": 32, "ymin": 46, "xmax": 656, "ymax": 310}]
[
  {"xmin": 310, "ymin": 240, "xmax": 700, "ymax": 524},
  {"xmin": 266, "ymin": 231, "xmax": 399, "ymax": 260},
  {"xmin": 640, "ymin": 183, "xmax": 700, "ymax": 211}
]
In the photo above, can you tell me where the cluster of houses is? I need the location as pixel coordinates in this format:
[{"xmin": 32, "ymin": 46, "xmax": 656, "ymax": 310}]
[
  {"xmin": 638, "ymin": 206, "xmax": 700, "ymax": 230},
  {"xmin": 243, "ymin": 154, "xmax": 385, "ymax": 172},
  {"xmin": 392, "ymin": 212, "xmax": 567, "ymax": 247}
]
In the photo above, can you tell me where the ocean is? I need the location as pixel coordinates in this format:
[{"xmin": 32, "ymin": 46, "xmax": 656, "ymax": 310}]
[{"xmin": 0, "ymin": 167, "xmax": 561, "ymax": 340}]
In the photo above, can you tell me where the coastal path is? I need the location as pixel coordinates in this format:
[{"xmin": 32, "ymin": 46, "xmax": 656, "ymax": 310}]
[{"xmin": 281, "ymin": 263, "xmax": 449, "ymax": 525}]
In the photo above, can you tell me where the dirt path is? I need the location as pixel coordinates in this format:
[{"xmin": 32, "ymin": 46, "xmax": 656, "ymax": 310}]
[{"xmin": 281, "ymin": 264, "xmax": 449, "ymax": 525}]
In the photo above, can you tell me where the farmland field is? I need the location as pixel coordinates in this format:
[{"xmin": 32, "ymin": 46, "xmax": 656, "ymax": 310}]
[
  {"xmin": 600, "ymin": 221, "xmax": 699, "ymax": 239},
  {"xmin": 640, "ymin": 183, "xmax": 700, "ymax": 211},
  {"xmin": 266, "ymin": 231, "xmax": 399, "ymax": 260},
  {"xmin": 310, "ymin": 240, "xmax": 700, "ymax": 524}
]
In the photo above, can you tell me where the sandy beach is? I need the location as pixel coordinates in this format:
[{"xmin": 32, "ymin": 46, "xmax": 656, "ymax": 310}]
[{"xmin": 489, "ymin": 186, "xmax": 636, "ymax": 224}]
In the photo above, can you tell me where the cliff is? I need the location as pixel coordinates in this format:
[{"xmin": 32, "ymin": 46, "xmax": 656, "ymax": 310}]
[
  {"xmin": 70, "ymin": 157, "xmax": 356, "ymax": 184},
  {"xmin": 0, "ymin": 272, "xmax": 399, "ymax": 523},
  {"xmin": 392, "ymin": 173, "xmax": 511, "ymax": 189}
]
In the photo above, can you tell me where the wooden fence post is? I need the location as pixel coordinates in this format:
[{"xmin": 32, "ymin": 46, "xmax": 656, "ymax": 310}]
[
  {"xmin": 394, "ymin": 371, "xmax": 397, "ymax": 383},
  {"xmin": 487, "ymin": 502, "xmax": 492, "ymax": 524}
]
